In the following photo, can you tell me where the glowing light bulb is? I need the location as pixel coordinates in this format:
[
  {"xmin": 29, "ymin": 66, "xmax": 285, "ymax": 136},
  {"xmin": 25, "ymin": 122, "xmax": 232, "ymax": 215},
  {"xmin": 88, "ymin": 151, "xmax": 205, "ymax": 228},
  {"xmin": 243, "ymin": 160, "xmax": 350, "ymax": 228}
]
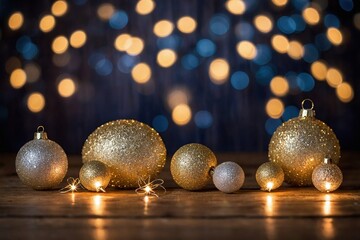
[
  {"xmin": 145, "ymin": 186, "xmax": 152, "ymax": 194},
  {"xmin": 266, "ymin": 182, "xmax": 274, "ymax": 192},
  {"xmin": 325, "ymin": 182, "xmax": 331, "ymax": 192}
]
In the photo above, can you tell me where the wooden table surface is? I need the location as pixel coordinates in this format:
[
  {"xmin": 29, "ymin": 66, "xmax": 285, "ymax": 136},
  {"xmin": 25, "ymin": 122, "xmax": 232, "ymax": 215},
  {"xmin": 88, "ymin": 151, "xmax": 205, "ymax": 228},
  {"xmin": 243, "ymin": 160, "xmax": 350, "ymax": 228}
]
[{"xmin": 1, "ymin": 152, "xmax": 360, "ymax": 240}]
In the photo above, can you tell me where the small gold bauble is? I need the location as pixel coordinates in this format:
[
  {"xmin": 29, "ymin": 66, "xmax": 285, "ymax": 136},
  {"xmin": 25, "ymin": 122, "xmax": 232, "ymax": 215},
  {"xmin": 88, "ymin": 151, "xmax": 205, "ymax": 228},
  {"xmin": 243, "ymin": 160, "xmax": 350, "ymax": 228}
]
[
  {"xmin": 170, "ymin": 143, "xmax": 217, "ymax": 191},
  {"xmin": 16, "ymin": 126, "xmax": 68, "ymax": 190},
  {"xmin": 79, "ymin": 160, "xmax": 111, "ymax": 192},
  {"xmin": 256, "ymin": 162, "xmax": 284, "ymax": 191},
  {"xmin": 312, "ymin": 158, "xmax": 343, "ymax": 193},
  {"xmin": 82, "ymin": 119, "xmax": 166, "ymax": 188},
  {"xmin": 269, "ymin": 99, "xmax": 340, "ymax": 186}
]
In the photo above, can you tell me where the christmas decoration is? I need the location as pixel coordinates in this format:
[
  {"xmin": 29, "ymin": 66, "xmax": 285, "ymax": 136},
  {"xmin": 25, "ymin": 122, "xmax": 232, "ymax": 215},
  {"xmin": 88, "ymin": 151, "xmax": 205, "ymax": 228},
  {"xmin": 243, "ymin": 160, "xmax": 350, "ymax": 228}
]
[
  {"xmin": 79, "ymin": 160, "xmax": 111, "ymax": 192},
  {"xmin": 82, "ymin": 119, "xmax": 166, "ymax": 188},
  {"xmin": 212, "ymin": 161, "xmax": 245, "ymax": 193},
  {"xmin": 15, "ymin": 126, "xmax": 68, "ymax": 190},
  {"xmin": 255, "ymin": 162, "xmax": 284, "ymax": 192},
  {"xmin": 268, "ymin": 99, "xmax": 340, "ymax": 186},
  {"xmin": 60, "ymin": 177, "xmax": 82, "ymax": 193},
  {"xmin": 170, "ymin": 143, "xmax": 217, "ymax": 190},
  {"xmin": 135, "ymin": 177, "xmax": 166, "ymax": 197},
  {"xmin": 312, "ymin": 158, "xmax": 343, "ymax": 193}
]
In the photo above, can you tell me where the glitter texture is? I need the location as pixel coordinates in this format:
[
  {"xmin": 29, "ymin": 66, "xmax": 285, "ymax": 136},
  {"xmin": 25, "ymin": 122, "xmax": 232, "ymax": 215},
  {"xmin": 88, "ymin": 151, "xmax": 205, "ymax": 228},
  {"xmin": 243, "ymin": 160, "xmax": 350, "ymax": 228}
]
[
  {"xmin": 170, "ymin": 143, "xmax": 217, "ymax": 191},
  {"xmin": 269, "ymin": 115, "xmax": 340, "ymax": 186},
  {"xmin": 82, "ymin": 119, "xmax": 166, "ymax": 188},
  {"xmin": 255, "ymin": 162, "xmax": 284, "ymax": 191},
  {"xmin": 212, "ymin": 161, "xmax": 245, "ymax": 193},
  {"xmin": 79, "ymin": 160, "xmax": 111, "ymax": 191},
  {"xmin": 312, "ymin": 161, "xmax": 343, "ymax": 192},
  {"xmin": 16, "ymin": 138, "xmax": 68, "ymax": 190}
]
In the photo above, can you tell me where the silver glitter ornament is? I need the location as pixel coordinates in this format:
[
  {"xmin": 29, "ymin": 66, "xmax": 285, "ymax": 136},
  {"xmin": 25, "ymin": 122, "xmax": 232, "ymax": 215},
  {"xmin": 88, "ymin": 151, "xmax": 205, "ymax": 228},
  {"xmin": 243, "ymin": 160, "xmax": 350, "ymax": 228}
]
[
  {"xmin": 170, "ymin": 143, "xmax": 217, "ymax": 191},
  {"xmin": 269, "ymin": 99, "xmax": 340, "ymax": 186},
  {"xmin": 79, "ymin": 160, "xmax": 111, "ymax": 192},
  {"xmin": 82, "ymin": 119, "xmax": 166, "ymax": 188},
  {"xmin": 312, "ymin": 158, "xmax": 343, "ymax": 192},
  {"xmin": 255, "ymin": 162, "xmax": 284, "ymax": 191},
  {"xmin": 15, "ymin": 126, "xmax": 68, "ymax": 190},
  {"xmin": 212, "ymin": 161, "xmax": 245, "ymax": 193}
]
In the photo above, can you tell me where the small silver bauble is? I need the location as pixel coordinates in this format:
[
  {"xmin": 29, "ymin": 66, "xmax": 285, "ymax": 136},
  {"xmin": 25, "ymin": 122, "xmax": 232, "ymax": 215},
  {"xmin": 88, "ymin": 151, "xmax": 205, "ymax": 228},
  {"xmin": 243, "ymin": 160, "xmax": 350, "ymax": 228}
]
[
  {"xmin": 16, "ymin": 126, "xmax": 68, "ymax": 190},
  {"xmin": 212, "ymin": 161, "xmax": 245, "ymax": 193}
]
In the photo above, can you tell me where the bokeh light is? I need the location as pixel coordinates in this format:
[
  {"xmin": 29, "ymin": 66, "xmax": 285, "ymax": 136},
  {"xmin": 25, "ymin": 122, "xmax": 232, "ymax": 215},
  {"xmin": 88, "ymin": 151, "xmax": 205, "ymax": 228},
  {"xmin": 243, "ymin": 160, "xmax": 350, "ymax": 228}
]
[
  {"xmin": 209, "ymin": 58, "xmax": 230, "ymax": 84},
  {"xmin": 154, "ymin": 20, "xmax": 174, "ymax": 37},
  {"xmin": 194, "ymin": 111, "xmax": 213, "ymax": 129},
  {"xmin": 326, "ymin": 68, "xmax": 343, "ymax": 88},
  {"xmin": 326, "ymin": 27, "xmax": 343, "ymax": 45},
  {"xmin": 172, "ymin": 104, "xmax": 192, "ymax": 126},
  {"xmin": 24, "ymin": 63, "xmax": 41, "ymax": 83},
  {"xmin": 209, "ymin": 14, "xmax": 230, "ymax": 35},
  {"xmin": 336, "ymin": 82, "xmax": 354, "ymax": 103},
  {"xmin": 254, "ymin": 15, "xmax": 273, "ymax": 33},
  {"xmin": 8, "ymin": 12, "xmax": 24, "ymax": 30},
  {"xmin": 177, "ymin": 16, "xmax": 197, "ymax": 34},
  {"xmin": 167, "ymin": 89, "xmax": 189, "ymax": 110},
  {"xmin": 97, "ymin": 3, "xmax": 115, "ymax": 21},
  {"xmin": 58, "ymin": 78, "xmax": 76, "ymax": 97},
  {"xmin": 236, "ymin": 41, "xmax": 257, "ymax": 60},
  {"xmin": 70, "ymin": 30, "xmax": 87, "ymax": 48},
  {"xmin": 10, "ymin": 69, "xmax": 26, "ymax": 89},
  {"xmin": 311, "ymin": 61, "xmax": 328, "ymax": 80},
  {"xmin": 152, "ymin": 115, "xmax": 168, "ymax": 132},
  {"xmin": 114, "ymin": 34, "xmax": 132, "ymax": 51},
  {"xmin": 196, "ymin": 39, "xmax": 216, "ymax": 57},
  {"xmin": 136, "ymin": 0, "xmax": 155, "ymax": 15},
  {"xmin": 354, "ymin": 13, "xmax": 360, "ymax": 30},
  {"xmin": 52, "ymin": 36, "xmax": 69, "ymax": 54},
  {"xmin": 51, "ymin": 0, "xmax": 68, "ymax": 17},
  {"xmin": 39, "ymin": 15, "xmax": 56, "ymax": 33},
  {"xmin": 302, "ymin": 7, "xmax": 320, "ymax": 25},
  {"xmin": 27, "ymin": 92, "xmax": 45, "ymax": 113},
  {"xmin": 271, "ymin": 35, "xmax": 289, "ymax": 54},
  {"xmin": 271, "ymin": 0, "xmax": 288, "ymax": 7},
  {"xmin": 225, "ymin": 0, "xmax": 246, "ymax": 15},
  {"xmin": 109, "ymin": 11, "xmax": 128, "ymax": 30},
  {"xmin": 287, "ymin": 41, "xmax": 304, "ymax": 60},
  {"xmin": 126, "ymin": 37, "xmax": 144, "ymax": 56},
  {"xmin": 270, "ymin": 76, "xmax": 289, "ymax": 97},
  {"xmin": 131, "ymin": 63, "xmax": 152, "ymax": 84},
  {"xmin": 266, "ymin": 98, "xmax": 284, "ymax": 119},
  {"xmin": 5, "ymin": 57, "xmax": 22, "ymax": 74},
  {"xmin": 231, "ymin": 71, "xmax": 249, "ymax": 90},
  {"xmin": 157, "ymin": 49, "xmax": 177, "ymax": 68}
]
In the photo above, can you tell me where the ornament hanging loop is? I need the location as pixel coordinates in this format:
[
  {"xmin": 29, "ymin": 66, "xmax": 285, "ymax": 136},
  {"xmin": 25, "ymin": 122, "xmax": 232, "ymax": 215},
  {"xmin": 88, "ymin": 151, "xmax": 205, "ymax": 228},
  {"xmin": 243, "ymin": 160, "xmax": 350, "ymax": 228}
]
[
  {"xmin": 324, "ymin": 157, "xmax": 333, "ymax": 164},
  {"xmin": 34, "ymin": 126, "xmax": 48, "ymax": 140},
  {"xmin": 299, "ymin": 99, "xmax": 315, "ymax": 118}
]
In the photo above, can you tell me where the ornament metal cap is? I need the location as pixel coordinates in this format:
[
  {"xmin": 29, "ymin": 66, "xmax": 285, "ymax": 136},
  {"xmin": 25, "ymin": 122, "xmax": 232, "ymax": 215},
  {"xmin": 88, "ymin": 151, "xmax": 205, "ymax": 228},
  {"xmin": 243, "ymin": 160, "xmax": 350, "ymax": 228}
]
[
  {"xmin": 34, "ymin": 126, "xmax": 48, "ymax": 140},
  {"xmin": 299, "ymin": 99, "xmax": 316, "ymax": 118},
  {"xmin": 323, "ymin": 157, "xmax": 333, "ymax": 164}
]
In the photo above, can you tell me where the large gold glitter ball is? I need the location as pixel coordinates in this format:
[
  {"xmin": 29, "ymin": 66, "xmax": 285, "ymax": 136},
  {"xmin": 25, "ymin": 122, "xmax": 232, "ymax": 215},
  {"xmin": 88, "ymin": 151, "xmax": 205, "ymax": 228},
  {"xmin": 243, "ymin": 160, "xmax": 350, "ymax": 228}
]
[
  {"xmin": 16, "ymin": 126, "xmax": 68, "ymax": 190},
  {"xmin": 82, "ymin": 119, "xmax": 166, "ymax": 188},
  {"xmin": 170, "ymin": 143, "xmax": 217, "ymax": 191},
  {"xmin": 268, "ymin": 99, "xmax": 340, "ymax": 186}
]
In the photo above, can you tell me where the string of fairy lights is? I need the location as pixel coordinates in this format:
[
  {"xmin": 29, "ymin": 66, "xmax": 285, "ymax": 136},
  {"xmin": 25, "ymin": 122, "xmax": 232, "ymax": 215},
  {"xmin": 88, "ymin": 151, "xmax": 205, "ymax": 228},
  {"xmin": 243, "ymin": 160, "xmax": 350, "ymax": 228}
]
[{"xmin": 2, "ymin": 0, "xmax": 358, "ymax": 145}]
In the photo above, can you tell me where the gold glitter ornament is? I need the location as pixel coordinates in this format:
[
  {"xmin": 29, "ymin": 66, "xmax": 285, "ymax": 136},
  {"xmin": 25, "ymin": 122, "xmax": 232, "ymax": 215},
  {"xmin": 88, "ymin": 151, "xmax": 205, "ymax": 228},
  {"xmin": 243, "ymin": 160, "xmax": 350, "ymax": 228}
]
[
  {"xmin": 170, "ymin": 143, "xmax": 217, "ymax": 190},
  {"xmin": 312, "ymin": 158, "xmax": 343, "ymax": 192},
  {"xmin": 269, "ymin": 99, "xmax": 340, "ymax": 186},
  {"xmin": 15, "ymin": 126, "xmax": 68, "ymax": 190},
  {"xmin": 82, "ymin": 119, "xmax": 166, "ymax": 188},
  {"xmin": 79, "ymin": 160, "xmax": 111, "ymax": 192},
  {"xmin": 255, "ymin": 162, "xmax": 284, "ymax": 191}
]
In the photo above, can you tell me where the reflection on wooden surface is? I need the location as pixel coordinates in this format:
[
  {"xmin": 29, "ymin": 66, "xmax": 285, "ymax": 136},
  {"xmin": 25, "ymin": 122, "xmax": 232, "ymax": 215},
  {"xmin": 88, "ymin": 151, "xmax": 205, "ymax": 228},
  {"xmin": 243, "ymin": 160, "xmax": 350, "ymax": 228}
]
[{"xmin": 0, "ymin": 153, "xmax": 359, "ymax": 239}]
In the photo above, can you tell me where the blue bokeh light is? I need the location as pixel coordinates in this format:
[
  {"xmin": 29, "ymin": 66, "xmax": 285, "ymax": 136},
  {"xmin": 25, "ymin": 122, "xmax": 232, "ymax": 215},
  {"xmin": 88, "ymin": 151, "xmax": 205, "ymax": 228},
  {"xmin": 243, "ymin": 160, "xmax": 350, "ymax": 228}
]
[
  {"xmin": 256, "ymin": 66, "xmax": 275, "ymax": 86},
  {"xmin": 235, "ymin": 22, "xmax": 255, "ymax": 40},
  {"xmin": 324, "ymin": 14, "xmax": 340, "ymax": 28},
  {"xmin": 265, "ymin": 118, "xmax": 282, "ymax": 135},
  {"xmin": 339, "ymin": 0, "xmax": 353, "ymax": 12},
  {"xmin": 277, "ymin": 16, "xmax": 296, "ymax": 34},
  {"xmin": 231, "ymin": 71, "xmax": 250, "ymax": 90},
  {"xmin": 196, "ymin": 39, "xmax": 216, "ymax": 57},
  {"xmin": 291, "ymin": 14, "xmax": 306, "ymax": 32},
  {"xmin": 283, "ymin": 105, "xmax": 299, "ymax": 121},
  {"xmin": 152, "ymin": 115, "xmax": 169, "ymax": 132},
  {"xmin": 194, "ymin": 111, "xmax": 213, "ymax": 129},
  {"xmin": 88, "ymin": 52, "xmax": 105, "ymax": 67},
  {"xmin": 285, "ymin": 71, "xmax": 299, "ymax": 90},
  {"xmin": 109, "ymin": 11, "xmax": 128, "ymax": 29},
  {"xmin": 296, "ymin": 72, "xmax": 315, "ymax": 92},
  {"xmin": 16, "ymin": 36, "xmax": 38, "ymax": 60},
  {"xmin": 254, "ymin": 44, "xmax": 272, "ymax": 65},
  {"xmin": 157, "ymin": 35, "xmax": 180, "ymax": 50},
  {"xmin": 315, "ymin": 33, "xmax": 331, "ymax": 51},
  {"xmin": 303, "ymin": 44, "xmax": 319, "ymax": 63},
  {"xmin": 291, "ymin": 0, "xmax": 309, "ymax": 11},
  {"xmin": 117, "ymin": 54, "xmax": 139, "ymax": 73},
  {"xmin": 182, "ymin": 54, "xmax": 199, "ymax": 70},
  {"xmin": 95, "ymin": 58, "xmax": 113, "ymax": 76},
  {"xmin": 209, "ymin": 14, "xmax": 230, "ymax": 36}
]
